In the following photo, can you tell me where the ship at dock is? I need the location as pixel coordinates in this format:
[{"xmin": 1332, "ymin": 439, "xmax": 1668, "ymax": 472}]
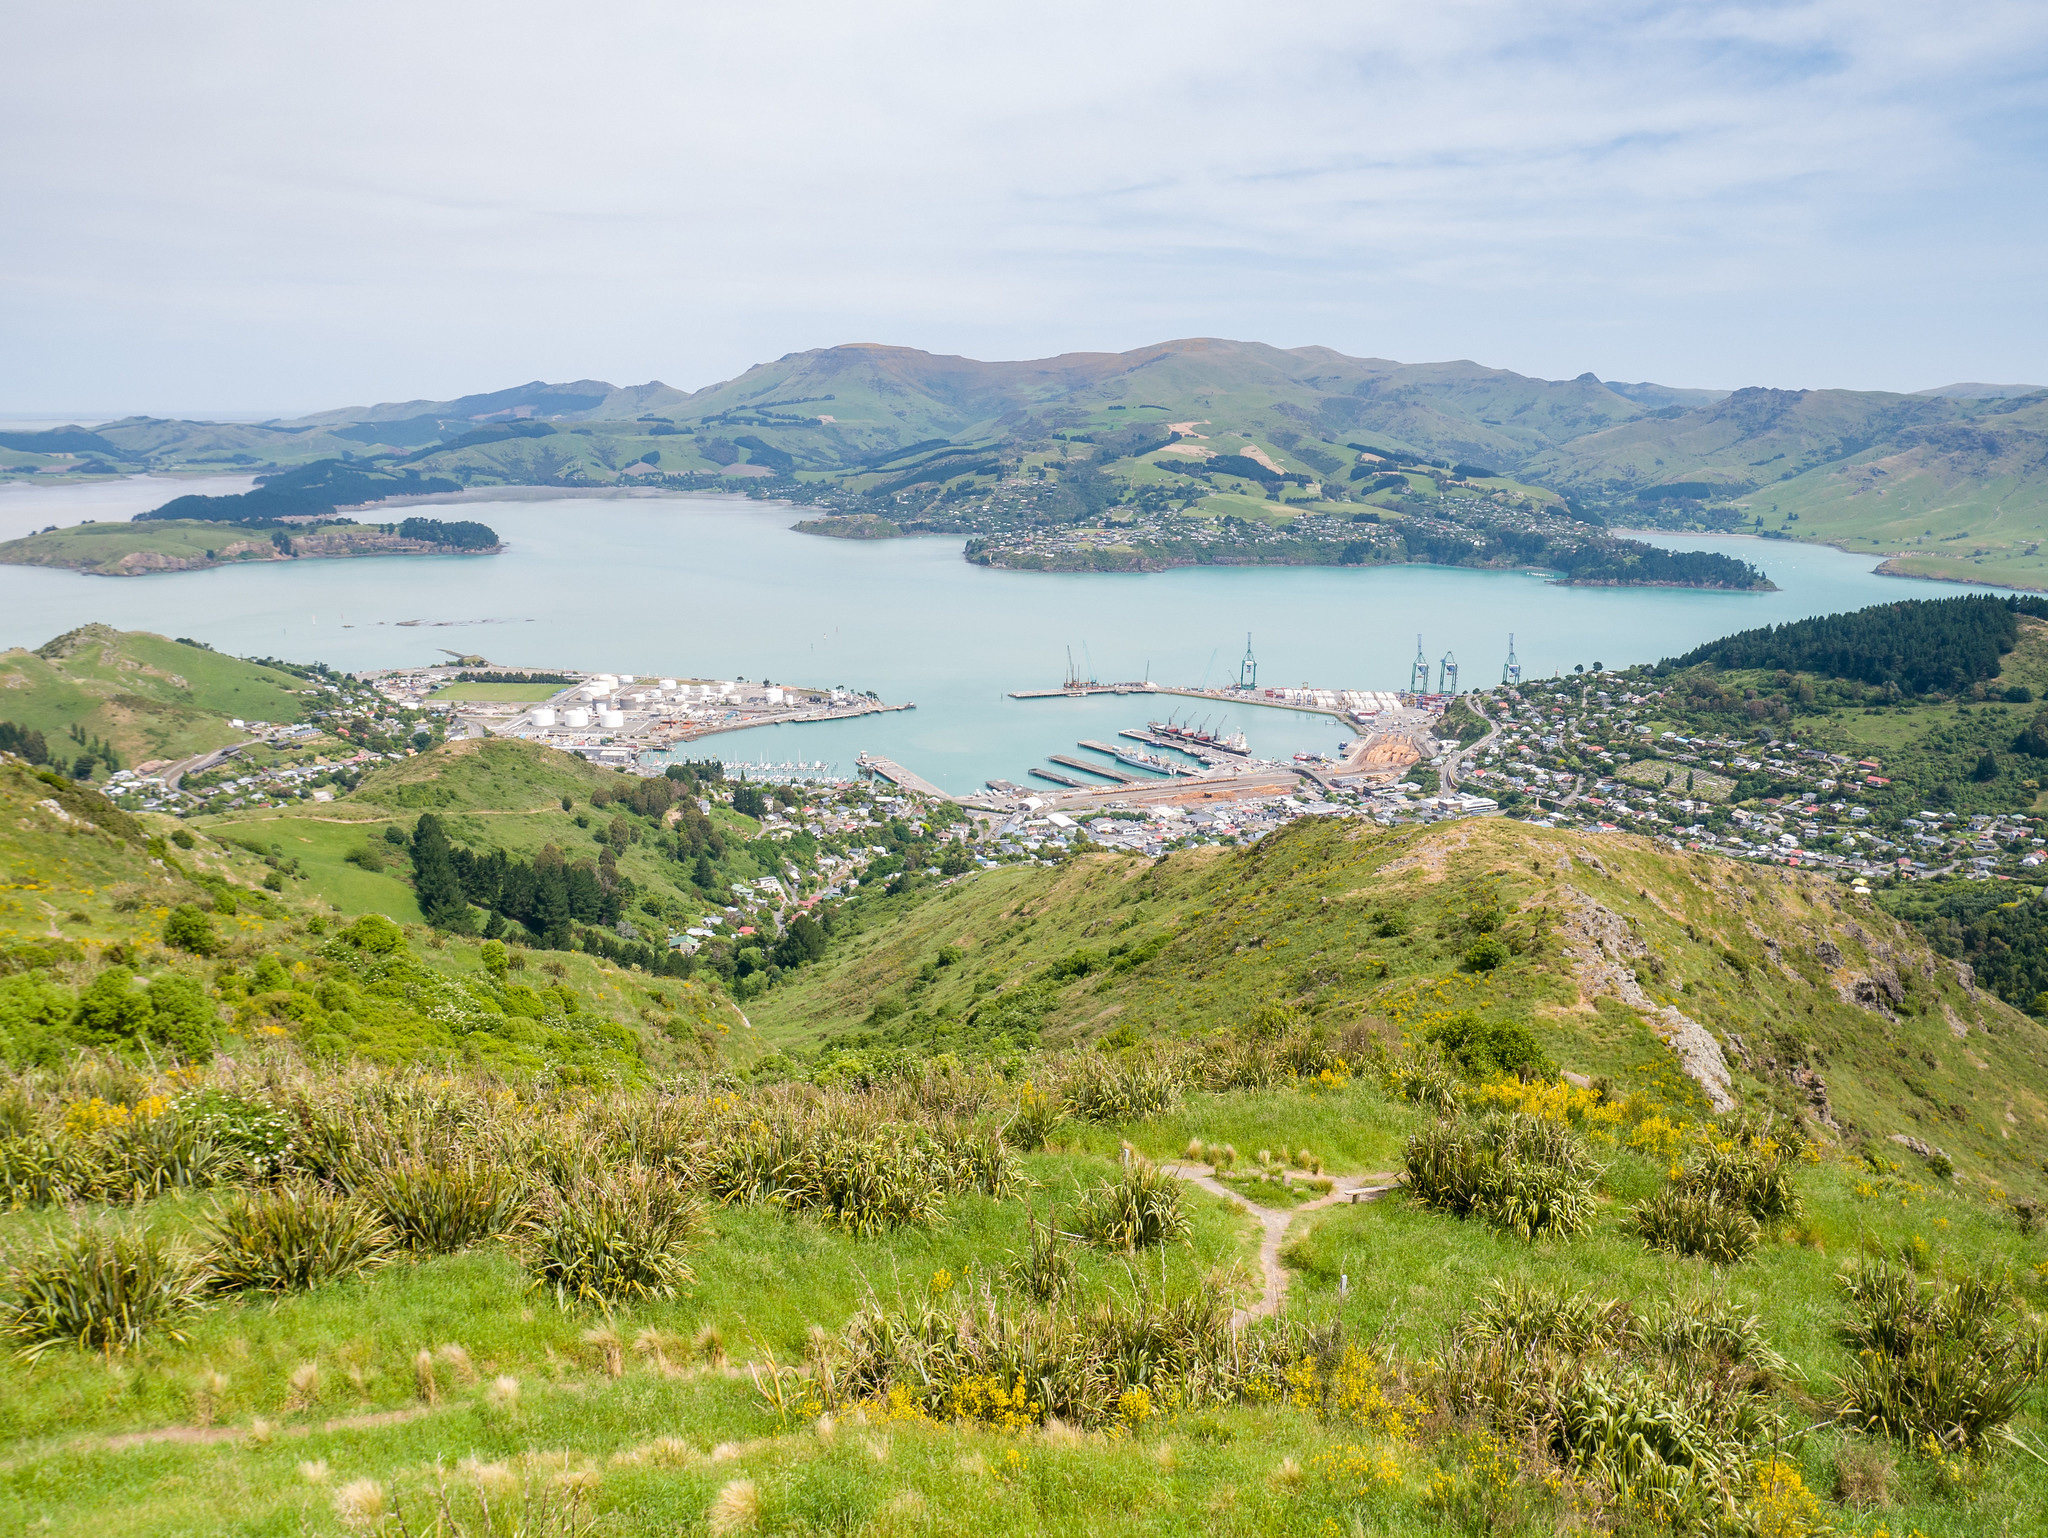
[
  {"xmin": 1078, "ymin": 738, "xmax": 1195, "ymax": 777},
  {"xmin": 1147, "ymin": 718, "xmax": 1249, "ymax": 755}
]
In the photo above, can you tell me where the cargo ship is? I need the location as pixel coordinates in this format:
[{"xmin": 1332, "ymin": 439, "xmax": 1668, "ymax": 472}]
[{"xmin": 1148, "ymin": 718, "xmax": 1249, "ymax": 755}]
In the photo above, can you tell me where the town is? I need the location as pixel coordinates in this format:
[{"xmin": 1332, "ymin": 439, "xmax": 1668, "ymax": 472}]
[{"xmin": 85, "ymin": 647, "xmax": 2048, "ymax": 903}]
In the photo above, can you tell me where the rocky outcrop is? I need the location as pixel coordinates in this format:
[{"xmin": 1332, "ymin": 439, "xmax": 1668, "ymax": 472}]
[{"xmin": 1554, "ymin": 890, "xmax": 1736, "ymax": 1112}]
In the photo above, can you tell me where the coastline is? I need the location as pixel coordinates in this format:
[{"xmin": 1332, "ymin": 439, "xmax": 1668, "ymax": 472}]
[{"xmin": 0, "ymin": 521, "xmax": 503, "ymax": 578}]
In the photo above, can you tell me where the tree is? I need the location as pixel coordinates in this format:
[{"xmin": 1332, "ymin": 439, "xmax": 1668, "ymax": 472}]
[
  {"xmin": 410, "ymin": 813, "xmax": 474, "ymax": 931},
  {"xmin": 1972, "ymin": 751, "xmax": 2000, "ymax": 782}
]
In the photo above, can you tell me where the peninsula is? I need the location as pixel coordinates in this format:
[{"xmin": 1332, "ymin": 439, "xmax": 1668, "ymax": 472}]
[{"xmin": 7, "ymin": 339, "xmax": 2042, "ymax": 587}]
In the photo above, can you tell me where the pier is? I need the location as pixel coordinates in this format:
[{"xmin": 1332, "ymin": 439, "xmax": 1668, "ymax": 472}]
[
  {"xmin": 1047, "ymin": 752, "xmax": 1139, "ymax": 784},
  {"xmin": 854, "ymin": 753, "xmax": 955, "ymax": 801},
  {"xmin": 1079, "ymin": 738, "xmax": 1196, "ymax": 776}
]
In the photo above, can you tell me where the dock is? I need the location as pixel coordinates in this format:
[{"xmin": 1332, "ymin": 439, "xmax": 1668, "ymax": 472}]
[
  {"xmin": 1047, "ymin": 752, "xmax": 1138, "ymax": 784},
  {"xmin": 1029, "ymin": 767, "xmax": 1089, "ymax": 788},
  {"xmin": 854, "ymin": 753, "xmax": 954, "ymax": 801},
  {"xmin": 1007, "ymin": 683, "xmax": 1155, "ymax": 700},
  {"xmin": 1079, "ymin": 739, "xmax": 1195, "ymax": 776}
]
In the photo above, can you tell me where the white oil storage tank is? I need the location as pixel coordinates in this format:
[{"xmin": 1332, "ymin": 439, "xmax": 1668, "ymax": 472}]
[
  {"xmin": 764, "ymin": 687, "xmax": 784, "ymax": 704},
  {"xmin": 531, "ymin": 707, "xmax": 557, "ymax": 728},
  {"xmin": 564, "ymin": 708, "xmax": 591, "ymax": 729},
  {"xmin": 598, "ymin": 708, "xmax": 625, "ymax": 730},
  {"xmin": 659, "ymin": 679, "xmax": 677, "ymax": 690}
]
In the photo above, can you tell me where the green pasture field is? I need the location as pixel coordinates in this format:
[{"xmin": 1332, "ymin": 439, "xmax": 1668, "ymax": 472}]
[{"xmin": 427, "ymin": 682, "xmax": 566, "ymax": 702}]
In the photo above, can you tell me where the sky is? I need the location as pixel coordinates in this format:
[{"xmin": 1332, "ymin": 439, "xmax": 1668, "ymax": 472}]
[{"xmin": 4, "ymin": 0, "xmax": 2046, "ymax": 418}]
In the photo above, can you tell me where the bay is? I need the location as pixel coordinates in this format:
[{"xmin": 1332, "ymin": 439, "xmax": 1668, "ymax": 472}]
[{"xmin": 0, "ymin": 489, "xmax": 1995, "ymax": 795}]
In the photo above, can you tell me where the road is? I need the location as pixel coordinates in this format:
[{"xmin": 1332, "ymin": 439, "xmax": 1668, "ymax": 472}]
[
  {"xmin": 162, "ymin": 740, "xmax": 251, "ymax": 791},
  {"xmin": 1438, "ymin": 696, "xmax": 1502, "ymax": 793}
]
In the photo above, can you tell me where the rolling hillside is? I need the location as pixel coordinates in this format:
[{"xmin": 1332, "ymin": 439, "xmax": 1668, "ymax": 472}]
[
  {"xmin": 0, "ymin": 625, "xmax": 310, "ymax": 768},
  {"xmin": 754, "ymin": 813, "xmax": 2048, "ymax": 1199},
  {"xmin": 14, "ymin": 338, "xmax": 2048, "ymax": 586}
]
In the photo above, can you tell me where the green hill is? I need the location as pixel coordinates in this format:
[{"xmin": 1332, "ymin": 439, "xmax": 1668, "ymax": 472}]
[
  {"xmin": 0, "ymin": 625, "xmax": 311, "ymax": 769},
  {"xmin": 18, "ymin": 345, "xmax": 2048, "ymax": 587},
  {"xmin": 1, "ymin": 754, "xmax": 2045, "ymax": 1534},
  {"xmin": 754, "ymin": 814, "xmax": 2048, "ymax": 1198}
]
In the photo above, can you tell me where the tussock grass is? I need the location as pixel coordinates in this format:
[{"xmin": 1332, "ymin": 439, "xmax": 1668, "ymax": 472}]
[
  {"xmin": 1075, "ymin": 1159, "xmax": 1188, "ymax": 1251},
  {"xmin": 358, "ymin": 1156, "xmax": 527, "ymax": 1254},
  {"xmin": 202, "ymin": 1181, "xmax": 396, "ymax": 1293},
  {"xmin": 520, "ymin": 1168, "xmax": 703, "ymax": 1306},
  {"xmin": 1401, "ymin": 1112, "xmax": 1599, "ymax": 1241},
  {"xmin": 0, "ymin": 1220, "xmax": 209, "ymax": 1358},
  {"xmin": 1834, "ymin": 1257, "xmax": 2043, "ymax": 1448},
  {"xmin": 1634, "ymin": 1186, "xmax": 1762, "ymax": 1263}
]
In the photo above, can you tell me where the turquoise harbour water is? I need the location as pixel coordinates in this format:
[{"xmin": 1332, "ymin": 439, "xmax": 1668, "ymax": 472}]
[{"xmin": 0, "ymin": 487, "xmax": 1998, "ymax": 796}]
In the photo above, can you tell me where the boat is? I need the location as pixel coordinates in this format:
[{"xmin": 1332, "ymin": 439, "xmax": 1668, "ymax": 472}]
[
  {"xmin": 1149, "ymin": 718, "xmax": 1250, "ymax": 756},
  {"xmin": 1078, "ymin": 738, "xmax": 1191, "ymax": 776}
]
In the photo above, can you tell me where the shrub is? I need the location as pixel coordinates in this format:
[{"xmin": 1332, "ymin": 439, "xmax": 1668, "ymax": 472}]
[
  {"xmin": 1833, "ymin": 1259, "xmax": 2040, "ymax": 1448},
  {"xmin": 1673, "ymin": 1140, "xmax": 1801, "ymax": 1224},
  {"xmin": 1401, "ymin": 1113, "xmax": 1599, "ymax": 1241},
  {"xmin": 520, "ymin": 1167, "xmax": 702, "ymax": 1305},
  {"xmin": 1010, "ymin": 1207, "xmax": 1077, "ymax": 1302},
  {"xmin": 1, "ymin": 1222, "xmax": 209, "ymax": 1358},
  {"xmin": 203, "ymin": 1183, "xmax": 396, "ymax": 1293},
  {"xmin": 1463, "ymin": 936, "xmax": 1509, "ymax": 972},
  {"xmin": 1003, "ymin": 1080, "xmax": 1066, "ymax": 1151},
  {"xmin": 1422, "ymin": 1011, "xmax": 1551, "ymax": 1078},
  {"xmin": 162, "ymin": 904, "xmax": 220, "ymax": 955},
  {"xmin": 174, "ymin": 1090, "xmax": 295, "ymax": 1176},
  {"xmin": 358, "ymin": 1157, "xmax": 526, "ymax": 1254},
  {"xmin": 1075, "ymin": 1158, "xmax": 1188, "ymax": 1250},
  {"xmin": 1634, "ymin": 1187, "xmax": 1761, "ymax": 1264}
]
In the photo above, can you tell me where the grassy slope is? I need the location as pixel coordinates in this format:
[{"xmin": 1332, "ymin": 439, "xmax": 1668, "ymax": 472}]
[
  {"xmin": 0, "ymin": 626, "xmax": 308, "ymax": 765},
  {"xmin": 200, "ymin": 737, "xmax": 778, "ymax": 933},
  {"xmin": 755, "ymin": 817, "xmax": 2048, "ymax": 1200},
  {"xmin": 3, "ymin": 733, "xmax": 2047, "ymax": 1533}
]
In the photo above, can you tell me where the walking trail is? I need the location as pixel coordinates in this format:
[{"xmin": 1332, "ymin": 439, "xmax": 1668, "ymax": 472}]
[{"xmin": 1162, "ymin": 1163, "xmax": 1398, "ymax": 1328}]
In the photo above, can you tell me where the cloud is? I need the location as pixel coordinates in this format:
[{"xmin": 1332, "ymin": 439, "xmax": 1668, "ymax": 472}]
[{"xmin": 2, "ymin": 0, "xmax": 2044, "ymax": 412}]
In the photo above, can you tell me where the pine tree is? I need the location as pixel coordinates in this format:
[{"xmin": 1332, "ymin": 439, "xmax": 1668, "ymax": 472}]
[{"xmin": 410, "ymin": 813, "xmax": 474, "ymax": 931}]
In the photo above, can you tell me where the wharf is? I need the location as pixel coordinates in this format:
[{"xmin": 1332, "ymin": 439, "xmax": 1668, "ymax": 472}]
[
  {"xmin": 1079, "ymin": 738, "xmax": 1195, "ymax": 776},
  {"xmin": 1030, "ymin": 767, "xmax": 1089, "ymax": 788},
  {"xmin": 1007, "ymin": 681, "xmax": 1358, "ymax": 721},
  {"xmin": 853, "ymin": 753, "xmax": 954, "ymax": 801},
  {"xmin": 1007, "ymin": 683, "xmax": 1154, "ymax": 699},
  {"xmin": 1048, "ymin": 752, "xmax": 1138, "ymax": 784},
  {"xmin": 665, "ymin": 698, "xmax": 913, "ymax": 744}
]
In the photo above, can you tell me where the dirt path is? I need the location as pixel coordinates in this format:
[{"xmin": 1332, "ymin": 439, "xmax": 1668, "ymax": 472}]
[{"xmin": 1163, "ymin": 1163, "xmax": 1397, "ymax": 1327}]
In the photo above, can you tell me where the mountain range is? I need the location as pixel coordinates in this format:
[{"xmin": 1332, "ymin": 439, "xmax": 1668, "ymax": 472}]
[{"xmin": 7, "ymin": 339, "xmax": 2048, "ymax": 585}]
